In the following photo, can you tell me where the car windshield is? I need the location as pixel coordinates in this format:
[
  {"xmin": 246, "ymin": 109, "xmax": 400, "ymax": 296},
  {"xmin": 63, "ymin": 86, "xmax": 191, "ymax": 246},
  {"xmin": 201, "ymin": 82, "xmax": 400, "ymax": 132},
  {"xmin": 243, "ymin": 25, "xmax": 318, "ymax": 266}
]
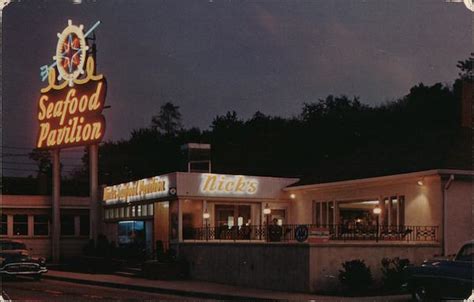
[
  {"xmin": 0, "ymin": 242, "xmax": 27, "ymax": 251},
  {"xmin": 456, "ymin": 243, "xmax": 474, "ymax": 262}
]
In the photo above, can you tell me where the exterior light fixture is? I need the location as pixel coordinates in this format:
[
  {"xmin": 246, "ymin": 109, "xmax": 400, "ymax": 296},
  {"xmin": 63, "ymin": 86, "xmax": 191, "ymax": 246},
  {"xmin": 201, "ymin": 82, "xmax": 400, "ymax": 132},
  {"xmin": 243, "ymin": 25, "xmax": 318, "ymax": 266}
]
[
  {"xmin": 417, "ymin": 178, "xmax": 424, "ymax": 186},
  {"xmin": 290, "ymin": 193, "xmax": 296, "ymax": 199},
  {"xmin": 373, "ymin": 205, "xmax": 382, "ymax": 215},
  {"xmin": 203, "ymin": 208, "xmax": 210, "ymax": 220},
  {"xmin": 373, "ymin": 205, "xmax": 381, "ymax": 242},
  {"xmin": 263, "ymin": 203, "xmax": 271, "ymax": 215},
  {"xmin": 203, "ymin": 208, "xmax": 210, "ymax": 241}
]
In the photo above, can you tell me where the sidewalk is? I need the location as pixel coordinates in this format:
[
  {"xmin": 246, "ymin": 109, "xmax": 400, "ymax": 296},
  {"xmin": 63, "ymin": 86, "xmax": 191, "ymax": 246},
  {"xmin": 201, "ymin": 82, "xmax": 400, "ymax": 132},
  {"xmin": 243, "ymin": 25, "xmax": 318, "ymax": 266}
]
[{"xmin": 43, "ymin": 270, "xmax": 410, "ymax": 301}]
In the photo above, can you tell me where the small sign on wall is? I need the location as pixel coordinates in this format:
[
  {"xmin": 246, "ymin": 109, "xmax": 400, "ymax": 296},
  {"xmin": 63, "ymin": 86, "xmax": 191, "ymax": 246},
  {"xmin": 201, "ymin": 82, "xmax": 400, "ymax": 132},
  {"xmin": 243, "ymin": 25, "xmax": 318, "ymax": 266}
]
[{"xmin": 308, "ymin": 227, "xmax": 330, "ymax": 243}]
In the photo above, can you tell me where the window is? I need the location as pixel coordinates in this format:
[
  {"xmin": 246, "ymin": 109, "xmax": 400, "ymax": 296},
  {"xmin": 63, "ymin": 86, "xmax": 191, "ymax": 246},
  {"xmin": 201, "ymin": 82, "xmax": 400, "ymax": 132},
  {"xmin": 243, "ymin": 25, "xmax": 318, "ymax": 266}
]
[
  {"xmin": 0, "ymin": 241, "xmax": 26, "ymax": 250},
  {"xmin": 34, "ymin": 215, "xmax": 49, "ymax": 236},
  {"xmin": 0, "ymin": 214, "xmax": 7, "ymax": 235},
  {"xmin": 61, "ymin": 215, "xmax": 75, "ymax": 236},
  {"xmin": 80, "ymin": 215, "xmax": 90, "ymax": 236},
  {"xmin": 13, "ymin": 215, "xmax": 28, "ymax": 236},
  {"xmin": 381, "ymin": 196, "xmax": 405, "ymax": 227},
  {"xmin": 148, "ymin": 203, "xmax": 153, "ymax": 216},
  {"xmin": 137, "ymin": 205, "xmax": 142, "ymax": 216},
  {"xmin": 314, "ymin": 201, "xmax": 334, "ymax": 226},
  {"xmin": 456, "ymin": 243, "xmax": 474, "ymax": 262}
]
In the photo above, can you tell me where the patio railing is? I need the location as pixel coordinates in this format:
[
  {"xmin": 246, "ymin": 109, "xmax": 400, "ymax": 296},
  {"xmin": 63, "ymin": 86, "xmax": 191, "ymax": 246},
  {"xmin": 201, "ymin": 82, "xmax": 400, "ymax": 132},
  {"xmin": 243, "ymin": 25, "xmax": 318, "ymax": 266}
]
[{"xmin": 185, "ymin": 224, "xmax": 439, "ymax": 243}]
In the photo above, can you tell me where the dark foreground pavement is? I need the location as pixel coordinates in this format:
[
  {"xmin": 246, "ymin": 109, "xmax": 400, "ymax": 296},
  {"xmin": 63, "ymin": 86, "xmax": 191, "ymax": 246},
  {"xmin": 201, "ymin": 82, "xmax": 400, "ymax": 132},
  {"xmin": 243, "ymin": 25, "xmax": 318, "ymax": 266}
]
[
  {"xmin": 0, "ymin": 277, "xmax": 194, "ymax": 301},
  {"xmin": 1, "ymin": 271, "xmax": 412, "ymax": 301}
]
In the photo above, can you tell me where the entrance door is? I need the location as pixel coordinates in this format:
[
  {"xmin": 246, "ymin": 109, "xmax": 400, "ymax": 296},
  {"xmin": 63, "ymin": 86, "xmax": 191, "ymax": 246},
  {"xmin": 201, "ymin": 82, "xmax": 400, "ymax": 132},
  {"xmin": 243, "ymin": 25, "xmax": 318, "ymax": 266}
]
[
  {"xmin": 214, "ymin": 204, "xmax": 252, "ymax": 239},
  {"xmin": 117, "ymin": 220, "xmax": 147, "ymax": 260}
]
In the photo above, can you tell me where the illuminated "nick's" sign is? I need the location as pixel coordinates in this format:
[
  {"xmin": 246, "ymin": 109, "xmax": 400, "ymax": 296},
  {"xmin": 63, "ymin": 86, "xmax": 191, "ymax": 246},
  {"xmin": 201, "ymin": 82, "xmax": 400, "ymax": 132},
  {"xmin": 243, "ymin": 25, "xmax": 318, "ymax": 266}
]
[{"xmin": 200, "ymin": 174, "xmax": 258, "ymax": 195}]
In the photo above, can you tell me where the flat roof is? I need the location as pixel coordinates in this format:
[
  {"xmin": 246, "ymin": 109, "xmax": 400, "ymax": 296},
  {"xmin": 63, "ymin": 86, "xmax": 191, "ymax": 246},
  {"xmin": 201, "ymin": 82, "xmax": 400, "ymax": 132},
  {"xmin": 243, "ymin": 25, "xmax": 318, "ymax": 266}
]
[{"xmin": 285, "ymin": 169, "xmax": 474, "ymax": 191}]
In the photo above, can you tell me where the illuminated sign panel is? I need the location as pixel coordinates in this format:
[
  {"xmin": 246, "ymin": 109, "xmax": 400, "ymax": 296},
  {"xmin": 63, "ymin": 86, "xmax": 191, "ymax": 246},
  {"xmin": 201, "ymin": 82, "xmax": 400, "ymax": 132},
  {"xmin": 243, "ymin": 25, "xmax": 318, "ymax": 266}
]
[
  {"xmin": 103, "ymin": 176, "xmax": 169, "ymax": 203},
  {"xmin": 36, "ymin": 20, "xmax": 106, "ymax": 149},
  {"xmin": 200, "ymin": 174, "xmax": 258, "ymax": 195}
]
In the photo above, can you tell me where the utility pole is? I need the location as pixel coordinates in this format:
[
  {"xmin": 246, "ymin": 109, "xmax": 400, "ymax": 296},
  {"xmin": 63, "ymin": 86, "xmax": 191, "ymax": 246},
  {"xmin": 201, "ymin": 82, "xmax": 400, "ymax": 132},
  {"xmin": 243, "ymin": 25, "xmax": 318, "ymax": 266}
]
[
  {"xmin": 87, "ymin": 32, "xmax": 99, "ymax": 242},
  {"xmin": 0, "ymin": 1, "xmax": 11, "ymax": 217}
]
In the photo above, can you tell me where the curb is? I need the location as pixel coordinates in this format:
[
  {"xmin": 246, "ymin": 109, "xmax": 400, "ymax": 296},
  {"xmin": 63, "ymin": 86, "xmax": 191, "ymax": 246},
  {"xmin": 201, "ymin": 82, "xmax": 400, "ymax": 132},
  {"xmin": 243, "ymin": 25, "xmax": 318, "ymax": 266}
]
[{"xmin": 42, "ymin": 274, "xmax": 271, "ymax": 301}]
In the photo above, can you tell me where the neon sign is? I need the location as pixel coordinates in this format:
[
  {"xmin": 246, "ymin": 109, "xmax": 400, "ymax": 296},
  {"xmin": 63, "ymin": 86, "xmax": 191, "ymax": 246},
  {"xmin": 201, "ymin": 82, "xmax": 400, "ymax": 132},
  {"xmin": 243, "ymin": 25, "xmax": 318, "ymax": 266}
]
[
  {"xmin": 36, "ymin": 20, "xmax": 106, "ymax": 149},
  {"xmin": 200, "ymin": 174, "xmax": 258, "ymax": 195},
  {"xmin": 103, "ymin": 176, "xmax": 169, "ymax": 203}
]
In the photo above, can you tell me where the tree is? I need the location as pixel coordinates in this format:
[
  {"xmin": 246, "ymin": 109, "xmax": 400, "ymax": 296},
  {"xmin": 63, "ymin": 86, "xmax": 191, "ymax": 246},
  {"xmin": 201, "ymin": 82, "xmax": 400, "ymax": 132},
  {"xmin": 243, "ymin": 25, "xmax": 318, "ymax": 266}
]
[
  {"xmin": 456, "ymin": 53, "xmax": 473, "ymax": 81},
  {"xmin": 151, "ymin": 102, "xmax": 183, "ymax": 135},
  {"xmin": 28, "ymin": 149, "xmax": 52, "ymax": 176}
]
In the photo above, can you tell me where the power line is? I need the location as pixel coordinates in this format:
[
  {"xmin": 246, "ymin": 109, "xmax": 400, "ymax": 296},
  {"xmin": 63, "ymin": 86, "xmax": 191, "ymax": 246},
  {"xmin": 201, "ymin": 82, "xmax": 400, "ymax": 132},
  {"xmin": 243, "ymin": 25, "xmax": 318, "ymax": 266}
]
[
  {"xmin": 2, "ymin": 153, "xmax": 84, "ymax": 160},
  {"xmin": 2, "ymin": 161, "xmax": 84, "ymax": 167},
  {"xmin": 1, "ymin": 146, "xmax": 86, "ymax": 153},
  {"xmin": 2, "ymin": 167, "xmax": 80, "ymax": 173}
]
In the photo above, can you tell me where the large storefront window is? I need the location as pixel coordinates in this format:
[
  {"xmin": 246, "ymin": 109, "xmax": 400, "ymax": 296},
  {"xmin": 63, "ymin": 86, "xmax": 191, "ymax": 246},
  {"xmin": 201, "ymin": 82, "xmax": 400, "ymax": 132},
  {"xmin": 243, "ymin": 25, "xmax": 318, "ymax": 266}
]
[
  {"xmin": 215, "ymin": 205, "xmax": 251, "ymax": 228},
  {"xmin": 381, "ymin": 196, "xmax": 405, "ymax": 226},
  {"xmin": 0, "ymin": 214, "xmax": 7, "ymax": 235},
  {"xmin": 13, "ymin": 215, "xmax": 28, "ymax": 236},
  {"xmin": 34, "ymin": 215, "xmax": 49, "ymax": 236},
  {"xmin": 214, "ymin": 204, "xmax": 252, "ymax": 239},
  {"xmin": 315, "ymin": 196, "xmax": 405, "ymax": 227},
  {"xmin": 117, "ymin": 221, "xmax": 145, "ymax": 246},
  {"xmin": 315, "ymin": 201, "xmax": 335, "ymax": 226}
]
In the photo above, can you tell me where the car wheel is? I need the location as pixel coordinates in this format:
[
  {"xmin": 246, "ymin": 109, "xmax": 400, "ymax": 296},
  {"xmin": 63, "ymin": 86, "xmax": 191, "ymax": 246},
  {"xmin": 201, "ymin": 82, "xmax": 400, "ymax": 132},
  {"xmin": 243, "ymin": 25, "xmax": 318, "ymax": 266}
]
[
  {"xmin": 33, "ymin": 274, "xmax": 42, "ymax": 281},
  {"xmin": 412, "ymin": 284, "xmax": 429, "ymax": 302}
]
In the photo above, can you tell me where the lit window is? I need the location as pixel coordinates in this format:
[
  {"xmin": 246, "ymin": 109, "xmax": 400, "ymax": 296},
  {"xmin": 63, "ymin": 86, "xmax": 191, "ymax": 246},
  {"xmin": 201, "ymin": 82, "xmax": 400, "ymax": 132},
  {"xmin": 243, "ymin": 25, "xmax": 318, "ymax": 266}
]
[
  {"xmin": 137, "ymin": 205, "xmax": 142, "ymax": 216},
  {"xmin": 13, "ymin": 215, "xmax": 28, "ymax": 236},
  {"xmin": 148, "ymin": 203, "xmax": 154, "ymax": 215}
]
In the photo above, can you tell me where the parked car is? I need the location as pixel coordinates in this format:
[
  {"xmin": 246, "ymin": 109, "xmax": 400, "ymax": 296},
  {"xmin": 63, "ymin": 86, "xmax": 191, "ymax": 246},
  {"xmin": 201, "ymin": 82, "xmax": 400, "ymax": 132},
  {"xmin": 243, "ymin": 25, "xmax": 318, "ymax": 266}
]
[
  {"xmin": 0, "ymin": 240, "xmax": 47, "ymax": 280},
  {"xmin": 405, "ymin": 240, "xmax": 473, "ymax": 301}
]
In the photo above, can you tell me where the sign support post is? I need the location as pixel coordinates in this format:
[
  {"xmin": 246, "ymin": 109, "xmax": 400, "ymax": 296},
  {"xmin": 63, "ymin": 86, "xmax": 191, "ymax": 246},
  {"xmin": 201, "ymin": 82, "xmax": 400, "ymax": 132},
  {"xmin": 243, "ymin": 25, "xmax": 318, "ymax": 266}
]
[
  {"xmin": 51, "ymin": 149, "xmax": 61, "ymax": 263},
  {"xmin": 89, "ymin": 144, "xmax": 98, "ymax": 242}
]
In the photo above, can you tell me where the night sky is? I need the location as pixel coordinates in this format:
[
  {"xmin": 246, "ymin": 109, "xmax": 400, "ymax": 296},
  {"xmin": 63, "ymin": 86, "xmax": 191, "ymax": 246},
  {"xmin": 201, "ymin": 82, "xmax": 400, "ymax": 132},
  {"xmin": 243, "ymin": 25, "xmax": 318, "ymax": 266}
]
[{"xmin": 2, "ymin": 0, "xmax": 472, "ymax": 175}]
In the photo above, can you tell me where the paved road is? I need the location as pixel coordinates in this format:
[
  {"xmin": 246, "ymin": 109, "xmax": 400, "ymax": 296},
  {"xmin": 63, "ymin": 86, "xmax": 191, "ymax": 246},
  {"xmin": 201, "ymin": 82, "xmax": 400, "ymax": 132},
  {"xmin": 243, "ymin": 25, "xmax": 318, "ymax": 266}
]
[
  {"xmin": 0, "ymin": 276, "xmax": 411, "ymax": 301},
  {"xmin": 1, "ymin": 276, "xmax": 193, "ymax": 301}
]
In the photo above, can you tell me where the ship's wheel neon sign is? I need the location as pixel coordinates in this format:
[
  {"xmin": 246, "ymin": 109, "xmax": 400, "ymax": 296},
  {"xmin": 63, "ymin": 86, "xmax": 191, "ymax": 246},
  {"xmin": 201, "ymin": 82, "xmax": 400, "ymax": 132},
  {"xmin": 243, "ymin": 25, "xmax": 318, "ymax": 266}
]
[
  {"xmin": 54, "ymin": 20, "xmax": 88, "ymax": 87},
  {"xmin": 39, "ymin": 19, "xmax": 101, "ymax": 86}
]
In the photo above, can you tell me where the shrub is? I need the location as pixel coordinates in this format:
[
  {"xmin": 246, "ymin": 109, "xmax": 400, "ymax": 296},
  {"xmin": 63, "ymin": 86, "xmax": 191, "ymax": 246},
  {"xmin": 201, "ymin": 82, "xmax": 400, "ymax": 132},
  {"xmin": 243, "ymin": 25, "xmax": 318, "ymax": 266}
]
[
  {"xmin": 381, "ymin": 257, "xmax": 410, "ymax": 290},
  {"xmin": 339, "ymin": 259, "xmax": 373, "ymax": 293}
]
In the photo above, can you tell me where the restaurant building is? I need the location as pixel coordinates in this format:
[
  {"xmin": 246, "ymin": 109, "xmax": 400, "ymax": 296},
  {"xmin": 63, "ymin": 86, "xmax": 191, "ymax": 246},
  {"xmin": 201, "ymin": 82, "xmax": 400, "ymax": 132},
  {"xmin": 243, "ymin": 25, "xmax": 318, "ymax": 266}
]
[
  {"xmin": 101, "ymin": 168, "xmax": 472, "ymax": 292},
  {"xmin": 0, "ymin": 195, "xmax": 90, "ymax": 259},
  {"xmin": 101, "ymin": 172, "xmax": 297, "ymax": 254}
]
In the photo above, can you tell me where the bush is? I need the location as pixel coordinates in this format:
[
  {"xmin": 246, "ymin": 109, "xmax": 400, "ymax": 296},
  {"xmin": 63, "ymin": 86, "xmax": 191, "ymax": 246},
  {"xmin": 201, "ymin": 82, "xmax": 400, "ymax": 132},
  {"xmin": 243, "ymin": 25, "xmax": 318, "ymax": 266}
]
[
  {"xmin": 339, "ymin": 259, "xmax": 373, "ymax": 293},
  {"xmin": 381, "ymin": 257, "xmax": 410, "ymax": 290}
]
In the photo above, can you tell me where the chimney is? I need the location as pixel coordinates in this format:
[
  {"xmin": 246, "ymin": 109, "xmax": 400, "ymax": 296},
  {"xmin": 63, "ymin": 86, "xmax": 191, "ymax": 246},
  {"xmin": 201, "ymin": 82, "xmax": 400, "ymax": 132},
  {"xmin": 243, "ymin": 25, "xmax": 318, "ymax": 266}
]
[{"xmin": 180, "ymin": 143, "xmax": 211, "ymax": 173}]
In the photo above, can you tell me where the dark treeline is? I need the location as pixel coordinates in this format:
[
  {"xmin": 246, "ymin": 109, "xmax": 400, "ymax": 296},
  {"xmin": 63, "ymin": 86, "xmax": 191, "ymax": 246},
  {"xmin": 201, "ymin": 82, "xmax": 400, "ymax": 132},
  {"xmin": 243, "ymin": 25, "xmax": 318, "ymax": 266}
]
[
  {"xmin": 91, "ymin": 82, "xmax": 469, "ymax": 187},
  {"xmin": 10, "ymin": 56, "xmax": 471, "ymax": 195}
]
